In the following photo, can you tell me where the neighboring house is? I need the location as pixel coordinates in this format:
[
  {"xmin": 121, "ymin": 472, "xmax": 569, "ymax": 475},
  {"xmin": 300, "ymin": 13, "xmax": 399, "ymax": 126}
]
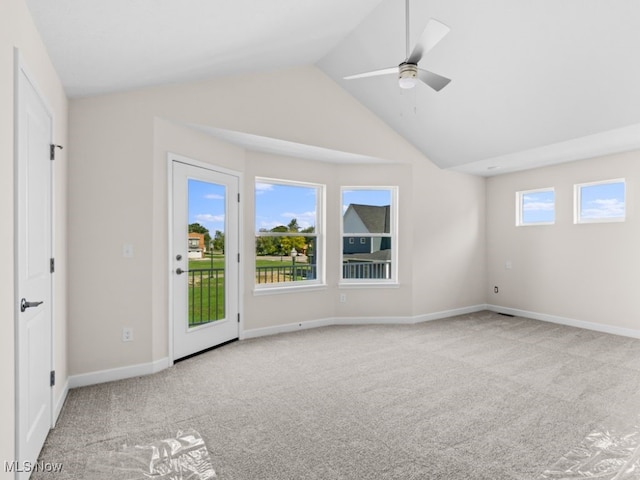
[
  {"xmin": 343, "ymin": 204, "xmax": 391, "ymax": 258},
  {"xmin": 188, "ymin": 232, "xmax": 206, "ymax": 259},
  {"xmin": 342, "ymin": 204, "xmax": 391, "ymax": 279}
]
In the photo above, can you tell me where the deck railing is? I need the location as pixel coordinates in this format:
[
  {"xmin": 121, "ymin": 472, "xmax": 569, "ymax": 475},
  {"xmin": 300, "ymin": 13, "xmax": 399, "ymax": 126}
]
[
  {"xmin": 255, "ymin": 264, "xmax": 316, "ymax": 284},
  {"xmin": 187, "ymin": 268, "xmax": 225, "ymax": 326},
  {"xmin": 186, "ymin": 262, "xmax": 391, "ymax": 324},
  {"xmin": 342, "ymin": 261, "xmax": 391, "ymax": 279}
]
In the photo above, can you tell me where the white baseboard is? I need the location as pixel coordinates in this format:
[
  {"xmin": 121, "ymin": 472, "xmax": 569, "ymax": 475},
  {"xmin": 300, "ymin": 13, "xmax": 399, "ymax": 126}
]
[
  {"xmin": 487, "ymin": 304, "xmax": 640, "ymax": 339},
  {"xmin": 241, "ymin": 304, "xmax": 488, "ymax": 340},
  {"xmin": 68, "ymin": 357, "xmax": 170, "ymax": 389}
]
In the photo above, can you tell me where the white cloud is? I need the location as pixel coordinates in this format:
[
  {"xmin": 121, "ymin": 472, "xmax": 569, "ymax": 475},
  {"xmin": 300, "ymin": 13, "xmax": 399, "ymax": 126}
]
[
  {"xmin": 204, "ymin": 193, "xmax": 224, "ymax": 200},
  {"xmin": 523, "ymin": 194, "xmax": 554, "ymax": 212},
  {"xmin": 523, "ymin": 200, "xmax": 554, "ymax": 211},
  {"xmin": 195, "ymin": 213, "xmax": 225, "ymax": 224},
  {"xmin": 581, "ymin": 198, "xmax": 625, "ymax": 219},
  {"xmin": 255, "ymin": 183, "xmax": 274, "ymax": 195},
  {"xmin": 281, "ymin": 210, "xmax": 316, "ymax": 230}
]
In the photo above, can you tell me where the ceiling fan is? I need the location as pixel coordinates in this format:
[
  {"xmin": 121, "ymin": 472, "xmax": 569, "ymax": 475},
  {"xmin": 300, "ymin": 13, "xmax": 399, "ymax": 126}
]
[{"xmin": 344, "ymin": 0, "xmax": 451, "ymax": 91}]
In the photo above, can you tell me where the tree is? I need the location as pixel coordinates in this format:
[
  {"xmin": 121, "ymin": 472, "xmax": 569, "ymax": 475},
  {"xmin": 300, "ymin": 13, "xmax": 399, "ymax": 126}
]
[
  {"xmin": 212, "ymin": 230, "xmax": 225, "ymax": 253},
  {"xmin": 255, "ymin": 220, "xmax": 306, "ymax": 256},
  {"xmin": 287, "ymin": 218, "xmax": 300, "ymax": 232},
  {"xmin": 281, "ymin": 219, "xmax": 305, "ymax": 254}
]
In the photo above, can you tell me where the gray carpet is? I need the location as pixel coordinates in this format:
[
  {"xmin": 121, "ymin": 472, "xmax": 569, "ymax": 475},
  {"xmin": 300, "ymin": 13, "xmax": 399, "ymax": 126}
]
[{"xmin": 34, "ymin": 311, "xmax": 640, "ymax": 479}]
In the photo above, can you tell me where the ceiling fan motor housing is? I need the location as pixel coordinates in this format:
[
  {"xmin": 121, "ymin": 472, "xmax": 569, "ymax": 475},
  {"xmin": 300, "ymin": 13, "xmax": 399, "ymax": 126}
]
[{"xmin": 398, "ymin": 62, "xmax": 418, "ymax": 89}]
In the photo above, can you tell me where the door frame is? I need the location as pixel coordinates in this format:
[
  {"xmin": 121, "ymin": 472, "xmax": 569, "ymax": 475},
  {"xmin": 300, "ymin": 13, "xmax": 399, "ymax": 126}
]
[
  {"xmin": 14, "ymin": 49, "xmax": 56, "ymax": 469},
  {"xmin": 167, "ymin": 152, "xmax": 243, "ymax": 364}
]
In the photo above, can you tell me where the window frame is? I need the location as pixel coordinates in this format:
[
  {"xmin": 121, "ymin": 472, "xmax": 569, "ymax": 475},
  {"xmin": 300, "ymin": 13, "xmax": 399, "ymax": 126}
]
[
  {"xmin": 574, "ymin": 178, "xmax": 626, "ymax": 224},
  {"xmin": 340, "ymin": 186, "xmax": 398, "ymax": 286},
  {"xmin": 254, "ymin": 177, "xmax": 325, "ymax": 293},
  {"xmin": 515, "ymin": 187, "xmax": 556, "ymax": 226}
]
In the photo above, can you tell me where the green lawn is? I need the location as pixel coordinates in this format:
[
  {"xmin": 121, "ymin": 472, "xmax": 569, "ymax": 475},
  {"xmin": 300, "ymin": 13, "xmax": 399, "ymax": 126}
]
[{"xmin": 187, "ymin": 255, "xmax": 225, "ymax": 325}]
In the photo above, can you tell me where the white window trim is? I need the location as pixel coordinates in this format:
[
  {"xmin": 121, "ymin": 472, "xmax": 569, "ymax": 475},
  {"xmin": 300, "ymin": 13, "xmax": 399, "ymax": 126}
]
[
  {"xmin": 340, "ymin": 186, "xmax": 398, "ymax": 286},
  {"xmin": 574, "ymin": 178, "xmax": 626, "ymax": 224},
  {"xmin": 515, "ymin": 187, "xmax": 555, "ymax": 226},
  {"xmin": 254, "ymin": 177, "xmax": 326, "ymax": 292}
]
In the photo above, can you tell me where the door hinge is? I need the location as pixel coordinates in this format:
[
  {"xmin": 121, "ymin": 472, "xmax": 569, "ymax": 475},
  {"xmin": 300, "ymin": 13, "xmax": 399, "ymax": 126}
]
[
  {"xmin": 237, "ymin": 253, "xmax": 240, "ymax": 263},
  {"xmin": 237, "ymin": 193, "xmax": 240, "ymax": 203},
  {"xmin": 237, "ymin": 313, "xmax": 240, "ymax": 323},
  {"xmin": 50, "ymin": 370, "xmax": 55, "ymax": 387},
  {"xmin": 50, "ymin": 144, "xmax": 63, "ymax": 161},
  {"xmin": 50, "ymin": 258, "xmax": 55, "ymax": 273}
]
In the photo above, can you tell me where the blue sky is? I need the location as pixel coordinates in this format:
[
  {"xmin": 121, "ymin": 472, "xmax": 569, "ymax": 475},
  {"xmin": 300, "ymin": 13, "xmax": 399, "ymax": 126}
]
[
  {"xmin": 522, "ymin": 189, "xmax": 555, "ymax": 224},
  {"xmin": 188, "ymin": 180, "xmax": 394, "ymax": 234},
  {"xmin": 188, "ymin": 179, "xmax": 226, "ymax": 234},
  {"xmin": 255, "ymin": 182, "xmax": 317, "ymax": 231},
  {"xmin": 579, "ymin": 181, "xmax": 625, "ymax": 220},
  {"xmin": 521, "ymin": 181, "xmax": 626, "ymax": 224}
]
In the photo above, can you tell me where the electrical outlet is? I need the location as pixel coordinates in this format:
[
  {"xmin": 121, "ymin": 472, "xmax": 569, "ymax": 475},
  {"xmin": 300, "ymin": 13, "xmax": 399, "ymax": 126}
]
[
  {"xmin": 122, "ymin": 327, "xmax": 133, "ymax": 342},
  {"xmin": 494, "ymin": 286, "xmax": 499, "ymax": 294},
  {"xmin": 340, "ymin": 293, "xmax": 347, "ymax": 303}
]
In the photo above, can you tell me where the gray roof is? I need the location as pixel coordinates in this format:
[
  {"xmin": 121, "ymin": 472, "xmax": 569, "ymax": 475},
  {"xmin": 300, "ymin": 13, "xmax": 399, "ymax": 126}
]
[{"xmin": 348, "ymin": 204, "xmax": 390, "ymax": 234}]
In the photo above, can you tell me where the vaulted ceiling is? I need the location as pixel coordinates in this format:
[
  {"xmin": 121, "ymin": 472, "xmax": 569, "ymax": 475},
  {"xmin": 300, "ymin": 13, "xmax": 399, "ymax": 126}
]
[{"xmin": 26, "ymin": 0, "xmax": 640, "ymax": 176}]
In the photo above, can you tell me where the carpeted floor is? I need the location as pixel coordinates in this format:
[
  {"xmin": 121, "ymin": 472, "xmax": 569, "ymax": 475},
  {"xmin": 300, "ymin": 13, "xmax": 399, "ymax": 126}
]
[{"xmin": 34, "ymin": 311, "xmax": 640, "ymax": 479}]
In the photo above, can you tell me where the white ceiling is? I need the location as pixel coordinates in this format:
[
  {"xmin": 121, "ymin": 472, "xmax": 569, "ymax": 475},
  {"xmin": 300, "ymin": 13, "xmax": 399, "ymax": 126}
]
[{"xmin": 26, "ymin": 0, "xmax": 640, "ymax": 176}]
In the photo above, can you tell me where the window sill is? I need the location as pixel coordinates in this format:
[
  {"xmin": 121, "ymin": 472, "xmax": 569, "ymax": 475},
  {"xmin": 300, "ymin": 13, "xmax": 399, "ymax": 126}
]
[{"xmin": 253, "ymin": 283, "xmax": 327, "ymax": 296}]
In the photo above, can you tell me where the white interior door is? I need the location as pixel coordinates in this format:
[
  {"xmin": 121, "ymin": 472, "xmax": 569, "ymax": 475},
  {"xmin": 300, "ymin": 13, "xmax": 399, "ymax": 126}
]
[
  {"xmin": 16, "ymin": 62, "xmax": 53, "ymax": 477},
  {"xmin": 171, "ymin": 158, "xmax": 240, "ymax": 360}
]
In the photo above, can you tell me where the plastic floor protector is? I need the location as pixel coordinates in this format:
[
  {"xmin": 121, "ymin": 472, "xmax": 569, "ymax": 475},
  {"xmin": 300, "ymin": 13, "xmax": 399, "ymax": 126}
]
[
  {"xmin": 90, "ymin": 429, "xmax": 216, "ymax": 479},
  {"xmin": 540, "ymin": 416, "xmax": 640, "ymax": 479}
]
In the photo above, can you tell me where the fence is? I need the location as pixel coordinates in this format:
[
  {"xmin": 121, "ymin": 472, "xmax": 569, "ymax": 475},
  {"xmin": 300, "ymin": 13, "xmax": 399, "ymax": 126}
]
[
  {"xmin": 255, "ymin": 264, "xmax": 316, "ymax": 284},
  {"xmin": 342, "ymin": 261, "xmax": 391, "ymax": 279},
  {"xmin": 254, "ymin": 261, "xmax": 391, "ymax": 284},
  {"xmin": 187, "ymin": 268, "xmax": 225, "ymax": 326}
]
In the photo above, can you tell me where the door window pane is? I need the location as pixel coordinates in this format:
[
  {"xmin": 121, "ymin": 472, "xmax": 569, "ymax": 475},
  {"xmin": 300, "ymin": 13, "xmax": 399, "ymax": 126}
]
[{"xmin": 188, "ymin": 179, "xmax": 225, "ymax": 326}]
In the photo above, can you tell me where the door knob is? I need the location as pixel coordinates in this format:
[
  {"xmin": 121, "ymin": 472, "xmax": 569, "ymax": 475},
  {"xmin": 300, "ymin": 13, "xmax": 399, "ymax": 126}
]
[
  {"xmin": 21, "ymin": 298, "xmax": 43, "ymax": 312},
  {"xmin": 176, "ymin": 268, "xmax": 188, "ymax": 275}
]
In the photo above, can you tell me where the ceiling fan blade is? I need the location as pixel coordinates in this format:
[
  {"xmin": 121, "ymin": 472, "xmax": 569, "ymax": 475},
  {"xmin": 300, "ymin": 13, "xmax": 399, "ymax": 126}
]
[
  {"xmin": 344, "ymin": 67, "xmax": 398, "ymax": 80},
  {"xmin": 417, "ymin": 68, "xmax": 451, "ymax": 91},
  {"xmin": 407, "ymin": 18, "xmax": 450, "ymax": 64}
]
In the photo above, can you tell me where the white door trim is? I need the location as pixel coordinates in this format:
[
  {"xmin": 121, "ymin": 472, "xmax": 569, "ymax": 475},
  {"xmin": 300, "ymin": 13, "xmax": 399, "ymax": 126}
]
[
  {"xmin": 167, "ymin": 152, "xmax": 244, "ymax": 363},
  {"xmin": 14, "ymin": 48, "xmax": 56, "ymax": 477}
]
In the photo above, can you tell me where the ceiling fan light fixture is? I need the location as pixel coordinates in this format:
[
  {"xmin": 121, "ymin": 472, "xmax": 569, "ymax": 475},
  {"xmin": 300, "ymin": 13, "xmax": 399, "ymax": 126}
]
[{"xmin": 398, "ymin": 63, "xmax": 418, "ymax": 89}]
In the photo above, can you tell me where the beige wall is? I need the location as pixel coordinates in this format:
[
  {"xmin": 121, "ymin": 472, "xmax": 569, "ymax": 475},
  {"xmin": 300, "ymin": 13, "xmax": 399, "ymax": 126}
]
[
  {"xmin": 69, "ymin": 66, "xmax": 486, "ymax": 376},
  {"xmin": 486, "ymin": 151, "xmax": 640, "ymax": 329},
  {"xmin": 1, "ymin": 0, "xmax": 68, "ymax": 473}
]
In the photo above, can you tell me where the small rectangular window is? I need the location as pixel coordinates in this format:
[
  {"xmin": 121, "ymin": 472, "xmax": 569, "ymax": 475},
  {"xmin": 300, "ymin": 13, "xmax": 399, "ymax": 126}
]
[
  {"xmin": 341, "ymin": 187, "xmax": 397, "ymax": 284},
  {"xmin": 516, "ymin": 188, "xmax": 555, "ymax": 226},
  {"xmin": 255, "ymin": 178, "xmax": 324, "ymax": 289},
  {"xmin": 574, "ymin": 179, "xmax": 625, "ymax": 223}
]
